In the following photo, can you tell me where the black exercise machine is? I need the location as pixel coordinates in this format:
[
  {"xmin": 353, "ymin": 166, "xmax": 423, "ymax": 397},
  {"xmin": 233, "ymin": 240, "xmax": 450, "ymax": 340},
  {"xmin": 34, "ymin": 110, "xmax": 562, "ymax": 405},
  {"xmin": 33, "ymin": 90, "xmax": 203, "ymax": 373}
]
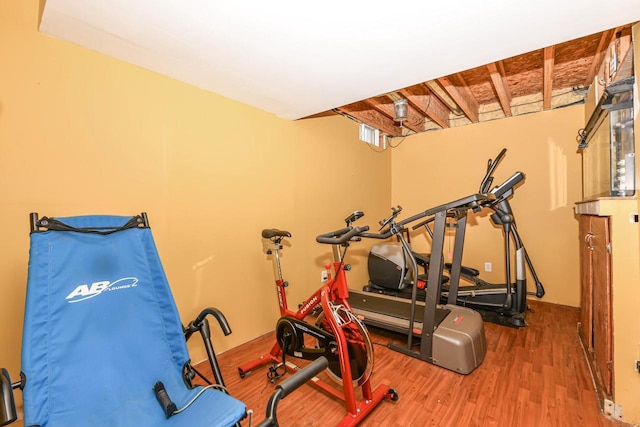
[
  {"xmin": 362, "ymin": 149, "xmax": 545, "ymax": 327},
  {"xmin": 351, "ymin": 204, "xmax": 488, "ymax": 375}
]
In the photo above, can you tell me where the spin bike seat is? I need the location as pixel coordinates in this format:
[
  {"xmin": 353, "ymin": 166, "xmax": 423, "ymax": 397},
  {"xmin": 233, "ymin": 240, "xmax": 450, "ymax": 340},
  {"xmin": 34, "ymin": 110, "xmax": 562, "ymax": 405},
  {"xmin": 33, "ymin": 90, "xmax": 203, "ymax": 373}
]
[{"xmin": 262, "ymin": 229, "xmax": 292, "ymax": 239}]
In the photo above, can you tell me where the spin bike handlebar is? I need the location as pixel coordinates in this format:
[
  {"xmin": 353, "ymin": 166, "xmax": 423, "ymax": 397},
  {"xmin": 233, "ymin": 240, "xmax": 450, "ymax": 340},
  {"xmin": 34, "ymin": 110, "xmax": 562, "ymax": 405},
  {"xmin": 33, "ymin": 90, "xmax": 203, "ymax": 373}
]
[
  {"xmin": 316, "ymin": 226, "xmax": 370, "ymax": 245},
  {"xmin": 360, "ymin": 229, "xmax": 395, "ymax": 240}
]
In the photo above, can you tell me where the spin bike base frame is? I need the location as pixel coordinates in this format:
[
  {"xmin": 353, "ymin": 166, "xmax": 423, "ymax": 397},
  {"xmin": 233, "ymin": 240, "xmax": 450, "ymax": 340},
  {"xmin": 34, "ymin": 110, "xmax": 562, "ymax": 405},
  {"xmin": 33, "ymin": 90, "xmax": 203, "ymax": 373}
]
[{"xmin": 238, "ymin": 246, "xmax": 393, "ymax": 427}]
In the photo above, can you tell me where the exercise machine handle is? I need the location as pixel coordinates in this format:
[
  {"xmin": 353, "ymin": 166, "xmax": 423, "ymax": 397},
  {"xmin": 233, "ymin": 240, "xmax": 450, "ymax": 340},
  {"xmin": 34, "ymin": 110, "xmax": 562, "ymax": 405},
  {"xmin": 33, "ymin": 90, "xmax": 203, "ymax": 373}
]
[
  {"xmin": 479, "ymin": 148, "xmax": 507, "ymax": 194},
  {"xmin": 360, "ymin": 228, "xmax": 395, "ymax": 240},
  {"xmin": 397, "ymin": 209, "xmax": 432, "ymax": 227},
  {"xmin": 316, "ymin": 226, "xmax": 369, "ymax": 245},
  {"xmin": 184, "ymin": 307, "xmax": 232, "ymax": 342},
  {"xmin": 277, "ymin": 357, "xmax": 328, "ymax": 397},
  {"xmin": 256, "ymin": 357, "xmax": 329, "ymax": 427},
  {"xmin": 317, "ymin": 226, "xmax": 350, "ymax": 240},
  {"xmin": 196, "ymin": 307, "xmax": 231, "ymax": 335},
  {"xmin": 378, "ymin": 206, "xmax": 402, "ymax": 230},
  {"xmin": 490, "ymin": 171, "xmax": 524, "ymax": 199}
]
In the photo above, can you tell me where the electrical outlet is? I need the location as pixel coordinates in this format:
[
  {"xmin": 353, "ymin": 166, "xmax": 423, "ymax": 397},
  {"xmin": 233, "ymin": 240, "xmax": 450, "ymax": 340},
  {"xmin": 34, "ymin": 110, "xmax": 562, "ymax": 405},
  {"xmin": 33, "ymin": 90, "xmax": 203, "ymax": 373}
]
[
  {"xmin": 484, "ymin": 262, "xmax": 492, "ymax": 272},
  {"xmin": 321, "ymin": 270, "xmax": 328, "ymax": 283}
]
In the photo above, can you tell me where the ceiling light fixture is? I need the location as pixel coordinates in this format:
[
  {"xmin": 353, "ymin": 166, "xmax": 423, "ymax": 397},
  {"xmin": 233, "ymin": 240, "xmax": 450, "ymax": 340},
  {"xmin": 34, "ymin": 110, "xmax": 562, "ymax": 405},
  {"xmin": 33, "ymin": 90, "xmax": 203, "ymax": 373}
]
[{"xmin": 394, "ymin": 98, "xmax": 408, "ymax": 126}]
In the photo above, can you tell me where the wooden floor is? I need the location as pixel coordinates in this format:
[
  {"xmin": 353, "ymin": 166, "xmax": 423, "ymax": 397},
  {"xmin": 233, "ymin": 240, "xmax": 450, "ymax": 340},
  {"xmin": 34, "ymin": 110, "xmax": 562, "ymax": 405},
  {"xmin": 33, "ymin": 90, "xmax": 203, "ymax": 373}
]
[{"xmin": 205, "ymin": 301, "xmax": 629, "ymax": 427}]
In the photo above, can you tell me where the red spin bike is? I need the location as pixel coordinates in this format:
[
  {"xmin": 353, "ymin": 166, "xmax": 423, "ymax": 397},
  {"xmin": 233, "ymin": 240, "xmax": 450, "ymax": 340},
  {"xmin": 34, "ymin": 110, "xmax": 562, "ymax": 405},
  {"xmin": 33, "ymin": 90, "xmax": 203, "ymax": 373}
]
[{"xmin": 237, "ymin": 211, "xmax": 397, "ymax": 427}]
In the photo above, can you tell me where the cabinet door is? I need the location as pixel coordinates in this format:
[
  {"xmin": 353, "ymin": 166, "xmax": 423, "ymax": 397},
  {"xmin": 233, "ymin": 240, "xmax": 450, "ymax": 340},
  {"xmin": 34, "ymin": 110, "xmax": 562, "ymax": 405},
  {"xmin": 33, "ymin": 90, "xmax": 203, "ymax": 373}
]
[
  {"xmin": 579, "ymin": 215, "xmax": 593, "ymax": 346},
  {"xmin": 591, "ymin": 216, "xmax": 612, "ymax": 396}
]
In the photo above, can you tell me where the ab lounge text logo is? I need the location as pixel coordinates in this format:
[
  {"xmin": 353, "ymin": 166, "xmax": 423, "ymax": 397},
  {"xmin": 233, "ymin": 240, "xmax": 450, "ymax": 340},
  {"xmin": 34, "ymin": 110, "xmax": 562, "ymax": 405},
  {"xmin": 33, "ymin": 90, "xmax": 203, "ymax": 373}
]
[{"xmin": 65, "ymin": 277, "xmax": 139, "ymax": 303}]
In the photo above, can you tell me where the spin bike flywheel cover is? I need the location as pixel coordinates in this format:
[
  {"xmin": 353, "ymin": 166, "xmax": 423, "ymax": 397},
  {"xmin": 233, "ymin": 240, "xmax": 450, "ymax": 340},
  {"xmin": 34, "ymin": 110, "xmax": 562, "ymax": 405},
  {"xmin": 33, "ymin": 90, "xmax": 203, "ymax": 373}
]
[{"xmin": 316, "ymin": 306, "xmax": 374, "ymax": 386}]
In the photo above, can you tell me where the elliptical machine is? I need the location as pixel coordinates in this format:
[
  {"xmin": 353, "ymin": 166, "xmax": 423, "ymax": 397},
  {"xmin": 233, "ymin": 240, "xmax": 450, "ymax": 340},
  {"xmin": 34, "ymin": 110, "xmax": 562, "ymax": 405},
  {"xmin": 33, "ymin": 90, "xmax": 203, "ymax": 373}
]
[
  {"xmin": 362, "ymin": 149, "xmax": 545, "ymax": 327},
  {"xmin": 422, "ymin": 149, "xmax": 545, "ymax": 327}
]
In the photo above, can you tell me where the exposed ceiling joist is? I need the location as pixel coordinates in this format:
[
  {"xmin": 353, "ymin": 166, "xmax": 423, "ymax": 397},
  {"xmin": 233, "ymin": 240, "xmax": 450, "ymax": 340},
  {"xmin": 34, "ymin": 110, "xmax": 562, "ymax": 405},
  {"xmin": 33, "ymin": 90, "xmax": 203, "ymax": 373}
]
[
  {"xmin": 336, "ymin": 103, "xmax": 399, "ymax": 136},
  {"xmin": 486, "ymin": 61, "xmax": 512, "ymax": 117},
  {"xmin": 363, "ymin": 98, "xmax": 395, "ymax": 122},
  {"xmin": 398, "ymin": 87, "xmax": 450, "ymax": 129},
  {"xmin": 423, "ymin": 82, "xmax": 458, "ymax": 115},
  {"xmin": 543, "ymin": 46, "xmax": 555, "ymax": 110},
  {"xmin": 437, "ymin": 74, "xmax": 480, "ymax": 123},
  {"xmin": 584, "ymin": 29, "xmax": 616, "ymax": 85},
  {"xmin": 324, "ymin": 24, "xmax": 635, "ymax": 138}
]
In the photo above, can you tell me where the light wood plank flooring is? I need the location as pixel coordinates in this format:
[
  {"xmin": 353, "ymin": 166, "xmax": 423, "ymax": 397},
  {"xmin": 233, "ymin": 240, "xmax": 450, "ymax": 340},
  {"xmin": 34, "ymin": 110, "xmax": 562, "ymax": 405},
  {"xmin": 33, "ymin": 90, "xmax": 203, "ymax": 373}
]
[{"xmin": 205, "ymin": 300, "xmax": 630, "ymax": 426}]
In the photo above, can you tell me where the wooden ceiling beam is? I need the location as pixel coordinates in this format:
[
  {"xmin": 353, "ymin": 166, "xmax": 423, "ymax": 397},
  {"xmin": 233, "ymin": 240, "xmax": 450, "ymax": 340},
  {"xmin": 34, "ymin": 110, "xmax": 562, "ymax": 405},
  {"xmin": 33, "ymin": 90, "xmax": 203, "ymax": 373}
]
[
  {"xmin": 543, "ymin": 46, "xmax": 555, "ymax": 110},
  {"xmin": 436, "ymin": 74, "xmax": 479, "ymax": 123},
  {"xmin": 336, "ymin": 103, "xmax": 401, "ymax": 136},
  {"xmin": 399, "ymin": 87, "xmax": 450, "ymax": 129},
  {"xmin": 486, "ymin": 61, "xmax": 512, "ymax": 117},
  {"xmin": 584, "ymin": 28, "xmax": 615, "ymax": 86},
  {"xmin": 324, "ymin": 27, "xmax": 631, "ymax": 135},
  {"xmin": 363, "ymin": 98, "xmax": 395, "ymax": 121},
  {"xmin": 424, "ymin": 81, "xmax": 462, "ymax": 115}
]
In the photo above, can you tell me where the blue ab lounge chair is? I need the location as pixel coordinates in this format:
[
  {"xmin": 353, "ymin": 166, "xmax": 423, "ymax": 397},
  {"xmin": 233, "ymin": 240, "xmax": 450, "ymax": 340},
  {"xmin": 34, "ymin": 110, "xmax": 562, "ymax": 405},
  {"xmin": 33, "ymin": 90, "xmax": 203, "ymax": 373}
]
[{"xmin": 0, "ymin": 213, "xmax": 326, "ymax": 427}]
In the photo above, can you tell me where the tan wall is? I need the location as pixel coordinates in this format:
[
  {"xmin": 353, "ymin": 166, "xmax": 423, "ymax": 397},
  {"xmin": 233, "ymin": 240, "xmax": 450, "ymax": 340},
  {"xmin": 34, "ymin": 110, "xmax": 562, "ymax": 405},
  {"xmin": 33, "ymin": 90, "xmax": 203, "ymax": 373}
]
[
  {"xmin": 390, "ymin": 106, "xmax": 584, "ymax": 307},
  {"xmin": 0, "ymin": 0, "xmax": 391, "ymax": 384}
]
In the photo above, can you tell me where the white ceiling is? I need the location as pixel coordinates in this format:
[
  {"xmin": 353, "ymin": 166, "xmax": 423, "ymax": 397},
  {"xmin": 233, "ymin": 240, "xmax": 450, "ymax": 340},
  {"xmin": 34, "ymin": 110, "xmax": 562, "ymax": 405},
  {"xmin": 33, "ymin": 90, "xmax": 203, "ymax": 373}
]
[{"xmin": 39, "ymin": 0, "xmax": 640, "ymax": 120}]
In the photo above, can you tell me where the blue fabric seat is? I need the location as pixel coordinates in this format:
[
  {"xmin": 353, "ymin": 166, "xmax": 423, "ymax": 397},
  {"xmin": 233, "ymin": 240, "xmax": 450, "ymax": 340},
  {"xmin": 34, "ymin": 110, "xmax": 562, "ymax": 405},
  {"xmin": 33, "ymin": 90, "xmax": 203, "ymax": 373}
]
[{"xmin": 19, "ymin": 214, "xmax": 247, "ymax": 427}]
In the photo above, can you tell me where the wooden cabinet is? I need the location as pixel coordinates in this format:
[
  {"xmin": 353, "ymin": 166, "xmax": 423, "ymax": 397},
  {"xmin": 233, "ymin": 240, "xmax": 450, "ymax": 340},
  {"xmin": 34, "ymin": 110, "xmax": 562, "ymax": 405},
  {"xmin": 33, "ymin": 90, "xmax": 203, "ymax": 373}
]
[{"xmin": 578, "ymin": 214, "xmax": 613, "ymax": 401}]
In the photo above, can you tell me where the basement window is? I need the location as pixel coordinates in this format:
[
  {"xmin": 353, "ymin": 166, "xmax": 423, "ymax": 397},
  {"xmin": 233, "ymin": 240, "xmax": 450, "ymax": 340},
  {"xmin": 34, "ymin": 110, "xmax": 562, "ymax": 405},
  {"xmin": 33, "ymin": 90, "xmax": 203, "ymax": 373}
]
[{"xmin": 359, "ymin": 123, "xmax": 383, "ymax": 148}]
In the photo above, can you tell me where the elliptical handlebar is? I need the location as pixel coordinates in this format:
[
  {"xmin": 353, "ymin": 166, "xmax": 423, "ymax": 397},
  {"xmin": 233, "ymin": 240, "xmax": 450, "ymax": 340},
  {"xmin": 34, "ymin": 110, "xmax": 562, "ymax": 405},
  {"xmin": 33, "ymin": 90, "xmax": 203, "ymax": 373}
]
[
  {"xmin": 490, "ymin": 171, "xmax": 525, "ymax": 200},
  {"xmin": 316, "ymin": 225, "xmax": 370, "ymax": 245},
  {"xmin": 360, "ymin": 206, "xmax": 406, "ymax": 240},
  {"xmin": 411, "ymin": 210, "xmax": 465, "ymax": 231},
  {"xmin": 378, "ymin": 205, "xmax": 402, "ymax": 230},
  {"xmin": 363, "ymin": 208, "xmax": 435, "ymax": 239},
  {"xmin": 479, "ymin": 148, "xmax": 507, "ymax": 194},
  {"xmin": 365, "ymin": 194, "xmax": 492, "ymax": 241}
]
